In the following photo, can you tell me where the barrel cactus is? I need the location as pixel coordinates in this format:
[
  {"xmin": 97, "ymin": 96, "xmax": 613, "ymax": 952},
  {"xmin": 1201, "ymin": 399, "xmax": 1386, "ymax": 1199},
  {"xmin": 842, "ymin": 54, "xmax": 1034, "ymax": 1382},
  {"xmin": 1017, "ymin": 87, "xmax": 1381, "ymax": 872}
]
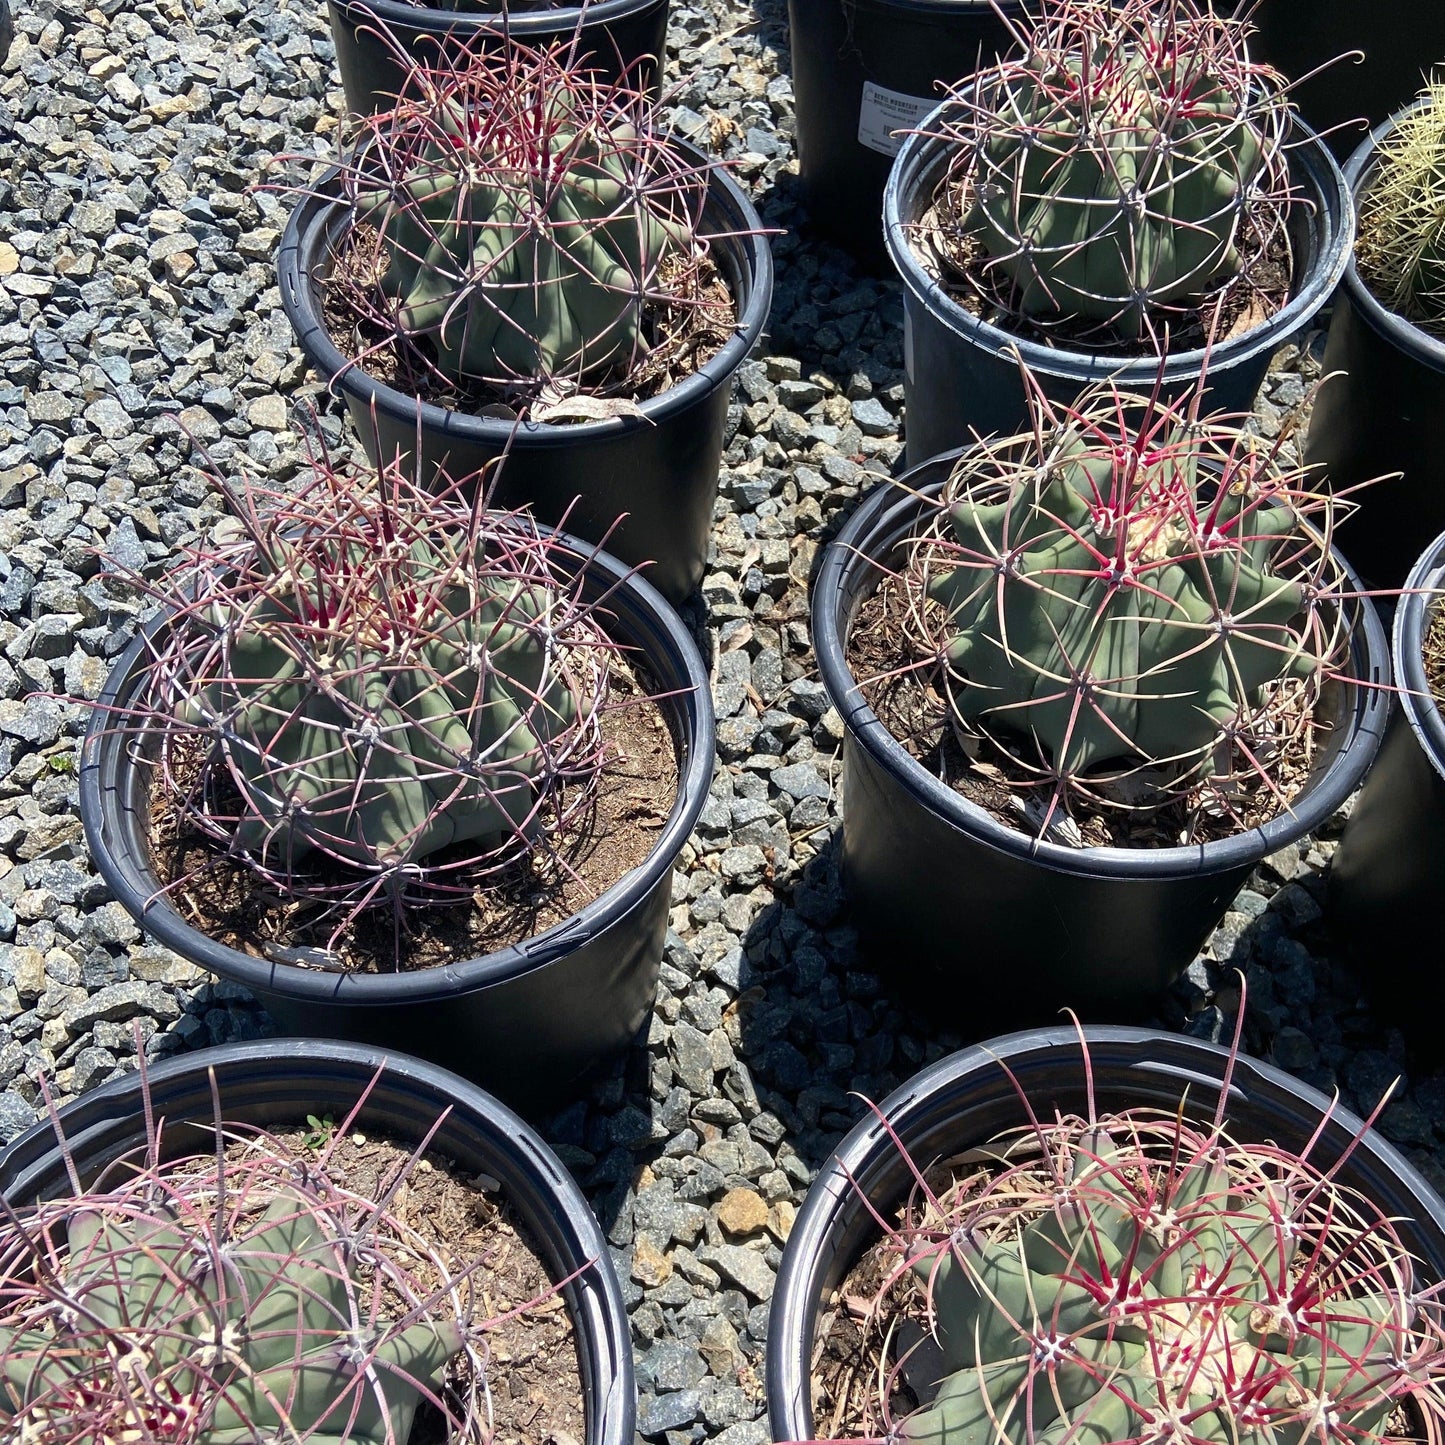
[
  {"xmin": 0, "ymin": 1193, "xmax": 460, "ymax": 1444},
  {"xmin": 1355, "ymin": 81, "xmax": 1445, "ymax": 338},
  {"xmin": 343, "ymin": 42, "xmax": 709, "ymax": 398},
  {"xmin": 118, "ymin": 451, "xmax": 613, "ymax": 929},
  {"xmin": 937, "ymin": 0, "xmax": 1291, "ymax": 339},
  {"xmin": 0, "ymin": 1089, "xmax": 481, "ymax": 1443},
  {"xmin": 184, "ymin": 549, "xmax": 585, "ymax": 873},
  {"xmin": 880, "ymin": 1040, "xmax": 1445, "ymax": 1445},
  {"xmin": 918, "ymin": 379, "xmax": 1347, "ymax": 810}
]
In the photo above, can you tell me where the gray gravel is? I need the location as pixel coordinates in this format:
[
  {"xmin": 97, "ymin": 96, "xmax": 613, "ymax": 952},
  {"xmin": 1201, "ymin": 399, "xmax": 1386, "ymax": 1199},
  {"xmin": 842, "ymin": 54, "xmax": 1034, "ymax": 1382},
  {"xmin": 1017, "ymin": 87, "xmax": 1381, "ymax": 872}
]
[{"xmin": 1, "ymin": 0, "xmax": 1443, "ymax": 1440}]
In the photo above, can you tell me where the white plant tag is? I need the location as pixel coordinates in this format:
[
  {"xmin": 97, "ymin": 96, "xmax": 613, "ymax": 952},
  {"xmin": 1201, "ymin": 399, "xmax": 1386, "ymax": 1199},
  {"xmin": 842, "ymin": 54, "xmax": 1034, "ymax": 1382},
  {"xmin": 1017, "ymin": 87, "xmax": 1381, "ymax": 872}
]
[{"xmin": 856, "ymin": 81, "xmax": 937, "ymax": 156}]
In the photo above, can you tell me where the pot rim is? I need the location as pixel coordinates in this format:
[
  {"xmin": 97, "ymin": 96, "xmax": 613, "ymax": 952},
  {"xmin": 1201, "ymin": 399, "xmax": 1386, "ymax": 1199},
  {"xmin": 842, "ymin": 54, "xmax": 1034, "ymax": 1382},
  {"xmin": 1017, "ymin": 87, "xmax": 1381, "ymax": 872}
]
[
  {"xmin": 766, "ymin": 1024, "xmax": 1445, "ymax": 1444},
  {"xmin": 327, "ymin": 0, "xmax": 664, "ymax": 38},
  {"xmin": 276, "ymin": 139, "xmax": 773, "ymax": 449},
  {"xmin": 812, "ymin": 452, "xmax": 1392, "ymax": 879},
  {"xmin": 78, "ymin": 523, "xmax": 715, "ymax": 1006},
  {"xmin": 882, "ymin": 94, "xmax": 1352, "ymax": 381},
  {"xmin": 1393, "ymin": 527, "xmax": 1445, "ymax": 781},
  {"xmin": 0, "ymin": 1037, "xmax": 636, "ymax": 1445},
  {"xmin": 832, "ymin": 0, "xmax": 1029, "ymax": 21},
  {"xmin": 1334, "ymin": 97, "xmax": 1445, "ymax": 375}
]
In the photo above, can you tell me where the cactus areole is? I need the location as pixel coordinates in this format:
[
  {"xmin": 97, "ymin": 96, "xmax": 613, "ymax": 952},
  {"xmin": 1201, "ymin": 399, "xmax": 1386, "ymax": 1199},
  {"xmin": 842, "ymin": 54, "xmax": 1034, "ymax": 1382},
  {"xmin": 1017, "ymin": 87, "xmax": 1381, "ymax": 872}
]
[{"xmin": 946, "ymin": 0, "xmax": 1287, "ymax": 339}]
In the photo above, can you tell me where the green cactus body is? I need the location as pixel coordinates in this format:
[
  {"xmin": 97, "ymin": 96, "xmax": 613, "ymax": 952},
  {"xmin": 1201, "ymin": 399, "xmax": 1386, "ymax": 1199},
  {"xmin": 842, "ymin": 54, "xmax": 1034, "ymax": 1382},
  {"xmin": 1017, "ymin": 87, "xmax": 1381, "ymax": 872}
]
[
  {"xmin": 361, "ymin": 89, "xmax": 687, "ymax": 385},
  {"xmin": 0, "ymin": 1190, "xmax": 461, "ymax": 1443},
  {"xmin": 926, "ymin": 429, "xmax": 1309, "ymax": 776},
  {"xmin": 187, "ymin": 545, "xmax": 579, "ymax": 872},
  {"xmin": 966, "ymin": 15, "xmax": 1268, "ymax": 337},
  {"xmin": 899, "ymin": 1131, "xmax": 1413, "ymax": 1445}
]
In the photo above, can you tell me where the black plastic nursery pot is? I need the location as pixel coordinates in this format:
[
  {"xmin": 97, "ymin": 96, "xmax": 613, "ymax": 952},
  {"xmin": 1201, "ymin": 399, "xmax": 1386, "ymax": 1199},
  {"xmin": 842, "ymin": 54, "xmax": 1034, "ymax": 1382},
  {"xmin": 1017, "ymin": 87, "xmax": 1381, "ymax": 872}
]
[
  {"xmin": 789, "ymin": 0, "xmax": 1026, "ymax": 270},
  {"xmin": 884, "ymin": 105, "xmax": 1352, "ymax": 463},
  {"xmin": 1330, "ymin": 527, "xmax": 1445, "ymax": 1060},
  {"xmin": 0, "ymin": 1039, "xmax": 636, "ymax": 1445},
  {"xmin": 277, "ymin": 146, "xmax": 773, "ymax": 607},
  {"xmin": 767, "ymin": 1026, "xmax": 1445, "ymax": 1443},
  {"xmin": 78, "ymin": 530, "xmax": 715, "ymax": 1120},
  {"xmin": 1243, "ymin": 0, "xmax": 1445, "ymax": 159},
  {"xmin": 1304, "ymin": 106, "xmax": 1445, "ymax": 590},
  {"xmin": 812, "ymin": 456, "xmax": 1391, "ymax": 1027},
  {"xmin": 327, "ymin": 0, "xmax": 670, "ymax": 114}
]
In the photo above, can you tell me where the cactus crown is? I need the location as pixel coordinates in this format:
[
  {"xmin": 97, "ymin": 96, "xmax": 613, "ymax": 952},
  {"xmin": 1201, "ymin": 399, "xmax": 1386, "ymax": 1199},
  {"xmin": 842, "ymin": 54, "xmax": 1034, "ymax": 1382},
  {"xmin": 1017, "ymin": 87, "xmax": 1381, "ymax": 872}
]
[
  {"xmin": 929, "ymin": 0, "xmax": 1292, "ymax": 342},
  {"xmin": 1355, "ymin": 80, "xmax": 1445, "ymax": 338},
  {"xmin": 337, "ymin": 41, "xmax": 712, "ymax": 409},
  {"xmin": 109, "ymin": 449, "xmax": 616, "ymax": 949},
  {"xmin": 849, "ymin": 1023, "xmax": 1445, "ymax": 1445},
  {"xmin": 0, "ymin": 1070, "xmax": 491, "ymax": 1444},
  {"xmin": 913, "ymin": 377, "xmax": 1351, "ymax": 832}
]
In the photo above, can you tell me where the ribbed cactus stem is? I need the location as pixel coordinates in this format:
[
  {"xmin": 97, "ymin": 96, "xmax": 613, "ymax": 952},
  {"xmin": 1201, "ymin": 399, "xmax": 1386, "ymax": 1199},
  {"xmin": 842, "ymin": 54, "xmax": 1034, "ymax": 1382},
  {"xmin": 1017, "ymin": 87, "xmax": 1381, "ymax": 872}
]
[
  {"xmin": 917, "ymin": 378, "xmax": 1344, "ymax": 809},
  {"xmin": 186, "ymin": 562, "xmax": 581, "ymax": 872},
  {"xmin": 346, "ymin": 43, "xmax": 707, "ymax": 394},
  {"xmin": 892, "ymin": 1109, "xmax": 1437, "ymax": 1445},
  {"xmin": 0, "ymin": 1180, "xmax": 466, "ymax": 1443},
  {"xmin": 941, "ymin": 0, "xmax": 1290, "ymax": 339}
]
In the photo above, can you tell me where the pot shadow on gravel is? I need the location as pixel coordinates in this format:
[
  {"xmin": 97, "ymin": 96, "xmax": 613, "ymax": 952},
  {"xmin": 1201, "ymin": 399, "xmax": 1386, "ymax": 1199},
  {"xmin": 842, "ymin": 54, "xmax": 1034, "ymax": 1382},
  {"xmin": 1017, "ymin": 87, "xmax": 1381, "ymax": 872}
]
[
  {"xmin": 764, "ymin": 212, "xmax": 909, "ymax": 403},
  {"xmin": 716, "ymin": 101, "xmax": 911, "ymax": 438},
  {"xmin": 717, "ymin": 830, "xmax": 970, "ymax": 1176},
  {"xmin": 715, "ymin": 831, "xmax": 1445, "ymax": 1187},
  {"xmin": 527, "ymin": 828, "xmax": 972, "ymax": 1242},
  {"xmin": 744, "ymin": 0, "xmax": 789, "ymax": 65}
]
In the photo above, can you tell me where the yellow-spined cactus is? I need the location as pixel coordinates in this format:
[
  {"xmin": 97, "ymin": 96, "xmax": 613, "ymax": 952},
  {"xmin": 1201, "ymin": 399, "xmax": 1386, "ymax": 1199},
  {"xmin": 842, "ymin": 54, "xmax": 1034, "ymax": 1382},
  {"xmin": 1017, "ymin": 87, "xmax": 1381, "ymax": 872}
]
[{"xmin": 1355, "ymin": 80, "xmax": 1445, "ymax": 336}]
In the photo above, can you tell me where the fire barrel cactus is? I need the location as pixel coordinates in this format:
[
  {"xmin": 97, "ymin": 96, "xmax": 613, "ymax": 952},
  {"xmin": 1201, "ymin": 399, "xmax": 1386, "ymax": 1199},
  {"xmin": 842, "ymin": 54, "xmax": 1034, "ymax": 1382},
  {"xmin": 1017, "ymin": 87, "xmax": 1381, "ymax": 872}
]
[
  {"xmin": 0, "ymin": 1065, "xmax": 498, "ymax": 1445},
  {"xmin": 921, "ymin": 380, "xmax": 1341, "ymax": 790},
  {"xmin": 348, "ymin": 43, "xmax": 705, "ymax": 390},
  {"xmin": 0, "ymin": 1189, "xmax": 461, "ymax": 1444},
  {"xmin": 892, "ymin": 1097, "xmax": 1444, "ymax": 1445},
  {"xmin": 185, "ymin": 555, "xmax": 581, "ymax": 872},
  {"xmin": 128, "ymin": 452, "xmax": 612, "ymax": 914},
  {"xmin": 947, "ymin": 0, "xmax": 1289, "ymax": 338}
]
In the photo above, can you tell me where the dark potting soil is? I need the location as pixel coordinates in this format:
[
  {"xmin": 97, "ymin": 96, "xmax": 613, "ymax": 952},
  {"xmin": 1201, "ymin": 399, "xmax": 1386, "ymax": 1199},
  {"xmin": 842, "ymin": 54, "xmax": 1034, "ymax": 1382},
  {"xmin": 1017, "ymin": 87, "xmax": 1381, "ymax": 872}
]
[
  {"xmin": 183, "ymin": 1126, "xmax": 587, "ymax": 1445},
  {"xmin": 912, "ymin": 176, "xmax": 1293, "ymax": 358},
  {"xmin": 322, "ymin": 223, "xmax": 736, "ymax": 424},
  {"xmin": 845, "ymin": 558, "xmax": 1331, "ymax": 850},
  {"xmin": 149, "ymin": 662, "xmax": 678, "ymax": 973}
]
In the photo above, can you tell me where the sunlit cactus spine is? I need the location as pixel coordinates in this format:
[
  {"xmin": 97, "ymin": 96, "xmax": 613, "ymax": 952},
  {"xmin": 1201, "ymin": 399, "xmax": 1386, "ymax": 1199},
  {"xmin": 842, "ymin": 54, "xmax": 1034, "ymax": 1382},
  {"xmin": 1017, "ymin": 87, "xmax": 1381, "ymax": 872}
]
[
  {"xmin": 340, "ymin": 41, "xmax": 710, "ymax": 399},
  {"xmin": 936, "ymin": 0, "xmax": 1292, "ymax": 340},
  {"xmin": 917, "ymin": 374, "xmax": 1349, "ymax": 817},
  {"xmin": 863, "ymin": 1020, "xmax": 1445, "ymax": 1445},
  {"xmin": 0, "ymin": 1081, "xmax": 483, "ymax": 1444},
  {"xmin": 1355, "ymin": 80, "xmax": 1445, "ymax": 337},
  {"xmin": 110, "ymin": 447, "xmax": 615, "ymax": 936}
]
